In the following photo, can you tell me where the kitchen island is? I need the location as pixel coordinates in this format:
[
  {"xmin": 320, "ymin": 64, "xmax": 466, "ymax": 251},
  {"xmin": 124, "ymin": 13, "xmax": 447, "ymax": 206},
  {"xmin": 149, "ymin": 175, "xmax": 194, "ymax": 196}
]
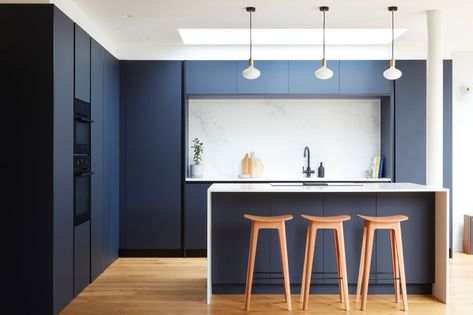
[{"xmin": 206, "ymin": 183, "xmax": 449, "ymax": 304}]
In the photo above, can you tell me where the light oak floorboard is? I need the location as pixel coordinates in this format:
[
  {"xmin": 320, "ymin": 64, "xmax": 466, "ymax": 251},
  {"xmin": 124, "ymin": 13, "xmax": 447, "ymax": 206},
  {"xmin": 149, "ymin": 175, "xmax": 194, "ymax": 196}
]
[{"xmin": 60, "ymin": 253, "xmax": 473, "ymax": 315}]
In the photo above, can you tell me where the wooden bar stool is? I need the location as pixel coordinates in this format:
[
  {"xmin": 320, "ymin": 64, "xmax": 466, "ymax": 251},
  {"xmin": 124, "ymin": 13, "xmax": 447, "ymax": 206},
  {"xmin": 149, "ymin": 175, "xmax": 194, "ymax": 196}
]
[
  {"xmin": 300, "ymin": 215, "xmax": 351, "ymax": 311},
  {"xmin": 355, "ymin": 215, "xmax": 409, "ymax": 311},
  {"xmin": 243, "ymin": 214, "xmax": 293, "ymax": 311}
]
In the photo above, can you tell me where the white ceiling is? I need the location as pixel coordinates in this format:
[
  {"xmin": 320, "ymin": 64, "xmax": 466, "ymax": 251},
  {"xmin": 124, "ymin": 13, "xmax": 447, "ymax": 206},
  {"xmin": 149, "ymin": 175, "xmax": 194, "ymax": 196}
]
[{"xmin": 5, "ymin": 0, "xmax": 473, "ymax": 59}]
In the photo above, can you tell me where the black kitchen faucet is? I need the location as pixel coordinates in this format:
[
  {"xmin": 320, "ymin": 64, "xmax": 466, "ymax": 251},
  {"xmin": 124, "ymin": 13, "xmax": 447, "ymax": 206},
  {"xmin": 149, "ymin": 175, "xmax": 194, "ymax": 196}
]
[{"xmin": 303, "ymin": 146, "xmax": 315, "ymax": 178}]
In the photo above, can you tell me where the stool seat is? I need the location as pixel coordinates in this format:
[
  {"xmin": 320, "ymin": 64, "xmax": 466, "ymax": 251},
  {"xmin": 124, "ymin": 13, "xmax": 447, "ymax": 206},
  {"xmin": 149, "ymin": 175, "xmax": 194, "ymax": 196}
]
[
  {"xmin": 358, "ymin": 214, "xmax": 408, "ymax": 223},
  {"xmin": 301, "ymin": 214, "xmax": 351, "ymax": 222},
  {"xmin": 244, "ymin": 214, "xmax": 293, "ymax": 222}
]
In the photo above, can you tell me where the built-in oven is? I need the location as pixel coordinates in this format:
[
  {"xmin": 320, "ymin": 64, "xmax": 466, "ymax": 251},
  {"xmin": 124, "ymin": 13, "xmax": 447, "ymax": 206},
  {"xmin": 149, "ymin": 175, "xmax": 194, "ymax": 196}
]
[
  {"xmin": 74, "ymin": 156, "xmax": 92, "ymax": 226},
  {"xmin": 74, "ymin": 99, "xmax": 93, "ymax": 155},
  {"xmin": 73, "ymin": 98, "xmax": 93, "ymax": 226}
]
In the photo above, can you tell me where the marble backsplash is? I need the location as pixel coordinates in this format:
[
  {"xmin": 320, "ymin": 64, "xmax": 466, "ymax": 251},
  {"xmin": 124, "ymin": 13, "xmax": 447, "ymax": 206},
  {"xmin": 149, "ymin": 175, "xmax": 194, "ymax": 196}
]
[{"xmin": 188, "ymin": 98, "xmax": 380, "ymax": 179}]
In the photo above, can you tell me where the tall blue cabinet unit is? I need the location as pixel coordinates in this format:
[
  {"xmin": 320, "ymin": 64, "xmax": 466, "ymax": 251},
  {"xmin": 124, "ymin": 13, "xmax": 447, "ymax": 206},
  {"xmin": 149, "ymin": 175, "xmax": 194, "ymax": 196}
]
[
  {"xmin": 1, "ymin": 5, "xmax": 74, "ymax": 315},
  {"xmin": 120, "ymin": 61, "xmax": 182, "ymax": 255},
  {"xmin": 0, "ymin": 4, "xmax": 120, "ymax": 314},
  {"xmin": 73, "ymin": 23, "xmax": 92, "ymax": 296},
  {"xmin": 90, "ymin": 38, "xmax": 121, "ymax": 281}
]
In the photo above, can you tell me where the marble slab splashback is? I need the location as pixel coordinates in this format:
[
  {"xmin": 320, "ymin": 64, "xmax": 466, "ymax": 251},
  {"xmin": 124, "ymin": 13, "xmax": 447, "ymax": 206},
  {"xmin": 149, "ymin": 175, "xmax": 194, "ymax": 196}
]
[{"xmin": 188, "ymin": 98, "xmax": 380, "ymax": 179}]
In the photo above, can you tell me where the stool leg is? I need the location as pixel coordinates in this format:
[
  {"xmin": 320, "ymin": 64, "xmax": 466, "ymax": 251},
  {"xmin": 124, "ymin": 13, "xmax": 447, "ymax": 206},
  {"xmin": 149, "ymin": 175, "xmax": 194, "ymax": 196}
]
[
  {"xmin": 334, "ymin": 230, "xmax": 344, "ymax": 303},
  {"xmin": 355, "ymin": 225, "xmax": 367, "ymax": 303},
  {"xmin": 277, "ymin": 223, "xmax": 292, "ymax": 311},
  {"xmin": 361, "ymin": 225, "xmax": 375, "ymax": 311},
  {"xmin": 394, "ymin": 225, "xmax": 408, "ymax": 311},
  {"xmin": 390, "ymin": 229, "xmax": 400, "ymax": 303},
  {"xmin": 244, "ymin": 223, "xmax": 259, "ymax": 311},
  {"xmin": 300, "ymin": 226, "xmax": 310, "ymax": 303},
  {"xmin": 302, "ymin": 226, "xmax": 317, "ymax": 311},
  {"xmin": 336, "ymin": 224, "xmax": 350, "ymax": 311}
]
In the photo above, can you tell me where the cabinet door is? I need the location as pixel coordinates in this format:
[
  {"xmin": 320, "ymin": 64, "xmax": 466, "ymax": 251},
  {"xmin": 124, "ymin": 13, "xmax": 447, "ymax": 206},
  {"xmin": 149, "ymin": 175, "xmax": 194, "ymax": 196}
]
[
  {"xmin": 91, "ymin": 39, "xmax": 104, "ymax": 281},
  {"xmin": 395, "ymin": 60, "xmax": 426, "ymax": 184},
  {"xmin": 340, "ymin": 61, "xmax": 392, "ymax": 95},
  {"xmin": 185, "ymin": 61, "xmax": 237, "ymax": 95},
  {"xmin": 74, "ymin": 24, "xmax": 90, "ymax": 102},
  {"xmin": 289, "ymin": 60, "xmax": 340, "ymax": 94},
  {"xmin": 323, "ymin": 193, "xmax": 377, "ymax": 285},
  {"xmin": 103, "ymin": 50, "xmax": 120, "ymax": 266},
  {"xmin": 376, "ymin": 193, "xmax": 435, "ymax": 284},
  {"xmin": 212, "ymin": 193, "xmax": 271, "ymax": 285},
  {"xmin": 53, "ymin": 7, "xmax": 74, "ymax": 314},
  {"xmin": 185, "ymin": 183, "xmax": 211, "ymax": 251},
  {"xmin": 237, "ymin": 61, "xmax": 289, "ymax": 94},
  {"xmin": 270, "ymin": 193, "xmax": 324, "ymax": 285},
  {"xmin": 120, "ymin": 61, "xmax": 182, "ymax": 250},
  {"xmin": 74, "ymin": 221, "xmax": 90, "ymax": 296}
]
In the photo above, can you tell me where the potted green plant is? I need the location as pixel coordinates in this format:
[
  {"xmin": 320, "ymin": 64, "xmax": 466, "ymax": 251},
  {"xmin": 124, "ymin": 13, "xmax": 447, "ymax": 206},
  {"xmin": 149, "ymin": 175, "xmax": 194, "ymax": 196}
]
[{"xmin": 190, "ymin": 138, "xmax": 204, "ymax": 178}]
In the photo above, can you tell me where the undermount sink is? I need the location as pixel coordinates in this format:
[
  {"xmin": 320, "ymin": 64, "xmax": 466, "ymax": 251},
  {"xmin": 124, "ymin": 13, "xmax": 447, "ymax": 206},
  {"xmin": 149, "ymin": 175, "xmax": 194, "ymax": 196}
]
[
  {"xmin": 304, "ymin": 182, "xmax": 364, "ymax": 187},
  {"xmin": 270, "ymin": 182, "xmax": 364, "ymax": 187}
]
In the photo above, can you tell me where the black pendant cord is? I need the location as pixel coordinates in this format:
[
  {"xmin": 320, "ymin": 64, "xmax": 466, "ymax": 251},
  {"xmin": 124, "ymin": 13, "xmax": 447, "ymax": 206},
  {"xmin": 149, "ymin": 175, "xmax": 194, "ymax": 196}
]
[
  {"xmin": 249, "ymin": 10, "xmax": 253, "ymax": 59},
  {"xmin": 322, "ymin": 9, "xmax": 326, "ymax": 60},
  {"xmin": 391, "ymin": 9, "xmax": 394, "ymax": 60}
]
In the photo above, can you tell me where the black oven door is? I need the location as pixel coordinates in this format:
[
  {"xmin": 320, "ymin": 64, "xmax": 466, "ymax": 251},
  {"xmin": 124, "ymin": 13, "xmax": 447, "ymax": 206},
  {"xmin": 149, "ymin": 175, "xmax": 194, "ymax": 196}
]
[
  {"xmin": 74, "ymin": 172, "xmax": 92, "ymax": 226},
  {"xmin": 74, "ymin": 119, "xmax": 90, "ymax": 155}
]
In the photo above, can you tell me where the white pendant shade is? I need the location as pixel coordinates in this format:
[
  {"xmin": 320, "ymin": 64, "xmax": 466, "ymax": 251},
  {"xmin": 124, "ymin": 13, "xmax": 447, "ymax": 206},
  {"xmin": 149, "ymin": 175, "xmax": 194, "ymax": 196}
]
[
  {"xmin": 315, "ymin": 64, "xmax": 333, "ymax": 80},
  {"xmin": 383, "ymin": 65, "xmax": 402, "ymax": 80},
  {"xmin": 242, "ymin": 65, "xmax": 261, "ymax": 80}
]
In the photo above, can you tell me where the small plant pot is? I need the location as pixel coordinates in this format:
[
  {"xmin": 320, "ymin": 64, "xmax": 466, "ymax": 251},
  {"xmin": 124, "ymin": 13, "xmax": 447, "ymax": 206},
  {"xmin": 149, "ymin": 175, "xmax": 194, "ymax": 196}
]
[{"xmin": 190, "ymin": 164, "xmax": 204, "ymax": 178}]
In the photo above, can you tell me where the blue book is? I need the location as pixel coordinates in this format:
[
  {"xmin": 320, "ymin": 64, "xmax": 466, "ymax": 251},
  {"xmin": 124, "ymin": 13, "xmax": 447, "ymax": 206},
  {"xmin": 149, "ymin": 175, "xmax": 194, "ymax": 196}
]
[{"xmin": 378, "ymin": 156, "xmax": 384, "ymax": 178}]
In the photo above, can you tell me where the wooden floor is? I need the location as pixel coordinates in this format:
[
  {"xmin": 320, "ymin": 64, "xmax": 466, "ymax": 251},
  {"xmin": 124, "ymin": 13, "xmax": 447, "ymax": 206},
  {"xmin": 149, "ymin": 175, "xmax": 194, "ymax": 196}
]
[{"xmin": 60, "ymin": 253, "xmax": 473, "ymax": 314}]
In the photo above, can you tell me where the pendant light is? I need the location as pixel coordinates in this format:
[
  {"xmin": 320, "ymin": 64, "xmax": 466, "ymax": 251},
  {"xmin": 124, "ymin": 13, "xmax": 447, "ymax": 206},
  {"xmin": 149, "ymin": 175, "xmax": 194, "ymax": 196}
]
[
  {"xmin": 383, "ymin": 6, "xmax": 402, "ymax": 80},
  {"xmin": 242, "ymin": 7, "xmax": 261, "ymax": 80},
  {"xmin": 315, "ymin": 6, "xmax": 333, "ymax": 80}
]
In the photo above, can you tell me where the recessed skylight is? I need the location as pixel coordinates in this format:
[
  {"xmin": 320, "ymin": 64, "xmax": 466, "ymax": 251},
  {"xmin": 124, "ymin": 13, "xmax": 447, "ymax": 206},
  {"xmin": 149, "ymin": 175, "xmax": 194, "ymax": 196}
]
[{"xmin": 178, "ymin": 29, "xmax": 407, "ymax": 45}]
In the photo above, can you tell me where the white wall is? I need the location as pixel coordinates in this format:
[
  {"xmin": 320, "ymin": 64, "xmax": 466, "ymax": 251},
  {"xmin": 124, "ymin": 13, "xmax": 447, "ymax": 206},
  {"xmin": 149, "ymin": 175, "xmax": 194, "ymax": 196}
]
[
  {"xmin": 452, "ymin": 52, "xmax": 473, "ymax": 251},
  {"xmin": 188, "ymin": 98, "xmax": 380, "ymax": 179}
]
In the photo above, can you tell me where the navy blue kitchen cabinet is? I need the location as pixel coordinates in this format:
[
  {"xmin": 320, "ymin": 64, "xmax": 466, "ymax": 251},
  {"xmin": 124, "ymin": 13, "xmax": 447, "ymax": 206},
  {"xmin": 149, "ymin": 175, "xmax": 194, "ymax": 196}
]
[
  {"xmin": 288, "ymin": 60, "xmax": 340, "ymax": 94},
  {"xmin": 185, "ymin": 183, "xmax": 211, "ymax": 253},
  {"xmin": 91, "ymin": 38, "xmax": 105, "ymax": 281},
  {"xmin": 339, "ymin": 60, "xmax": 392, "ymax": 95},
  {"xmin": 103, "ymin": 49, "xmax": 120, "ymax": 266},
  {"xmin": 323, "ymin": 193, "xmax": 377, "ymax": 286},
  {"xmin": 120, "ymin": 61, "xmax": 182, "ymax": 253},
  {"xmin": 52, "ymin": 7, "xmax": 74, "ymax": 313},
  {"xmin": 74, "ymin": 24, "xmax": 91, "ymax": 102},
  {"xmin": 270, "ymin": 194, "xmax": 324, "ymax": 286},
  {"xmin": 376, "ymin": 193, "xmax": 435, "ymax": 286},
  {"xmin": 212, "ymin": 193, "xmax": 271, "ymax": 288},
  {"xmin": 2, "ymin": 5, "xmax": 75, "ymax": 315},
  {"xmin": 74, "ymin": 221, "xmax": 91, "ymax": 295},
  {"xmin": 237, "ymin": 61, "xmax": 289, "ymax": 94},
  {"xmin": 395, "ymin": 60, "xmax": 427, "ymax": 184},
  {"xmin": 2, "ymin": 4, "xmax": 119, "ymax": 314},
  {"xmin": 185, "ymin": 61, "xmax": 237, "ymax": 95}
]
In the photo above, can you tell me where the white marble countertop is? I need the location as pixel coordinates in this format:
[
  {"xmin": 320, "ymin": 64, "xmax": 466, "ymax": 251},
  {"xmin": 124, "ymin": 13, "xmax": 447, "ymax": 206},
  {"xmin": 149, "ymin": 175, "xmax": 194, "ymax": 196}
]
[
  {"xmin": 208, "ymin": 182, "xmax": 448, "ymax": 193},
  {"xmin": 187, "ymin": 177, "xmax": 392, "ymax": 182}
]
